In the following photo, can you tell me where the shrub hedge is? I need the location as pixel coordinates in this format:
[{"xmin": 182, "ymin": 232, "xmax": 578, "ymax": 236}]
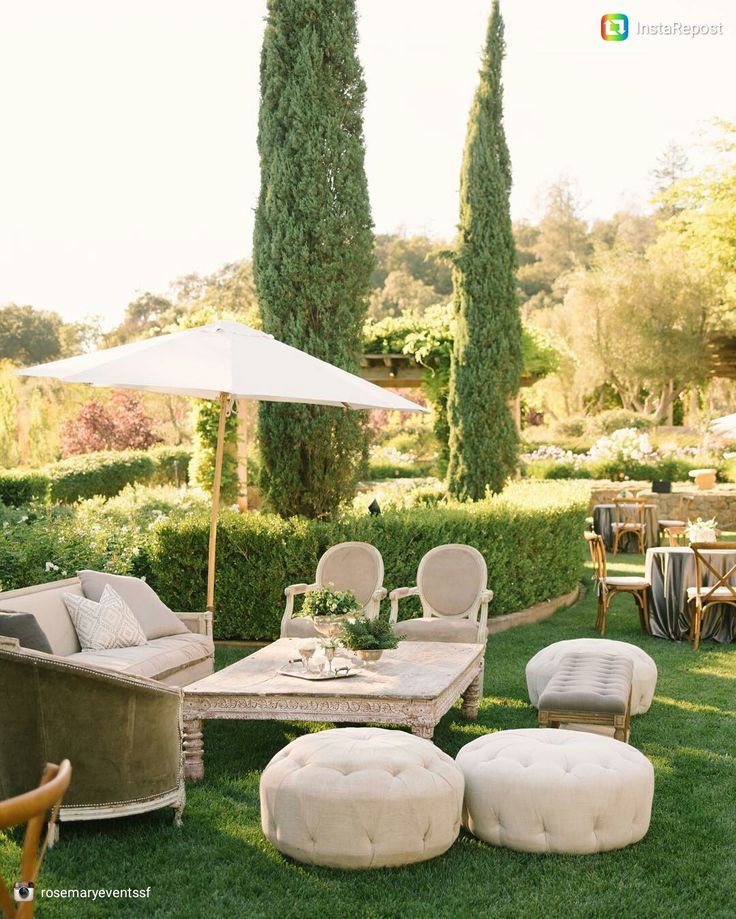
[
  {"xmin": 0, "ymin": 470, "xmax": 50, "ymax": 506},
  {"xmin": 146, "ymin": 481, "xmax": 588, "ymax": 640},
  {"xmin": 0, "ymin": 447, "xmax": 191, "ymax": 507},
  {"xmin": 524, "ymin": 456, "xmax": 721, "ymax": 483}
]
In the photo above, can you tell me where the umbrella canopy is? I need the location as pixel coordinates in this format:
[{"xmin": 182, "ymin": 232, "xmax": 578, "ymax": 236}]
[
  {"xmin": 710, "ymin": 413, "xmax": 736, "ymax": 438},
  {"xmin": 19, "ymin": 320, "xmax": 426, "ymax": 613},
  {"xmin": 19, "ymin": 320, "xmax": 424, "ymax": 411}
]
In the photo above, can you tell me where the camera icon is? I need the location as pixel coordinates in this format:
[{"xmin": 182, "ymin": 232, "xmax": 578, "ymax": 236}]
[{"xmin": 13, "ymin": 881, "xmax": 35, "ymax": 902}]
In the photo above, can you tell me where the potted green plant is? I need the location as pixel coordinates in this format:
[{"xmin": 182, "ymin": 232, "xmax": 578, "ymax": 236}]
[
  {"xmin": 301, "ymin": 586, "xmax": 362, "ymax": 637},
  {"xmin": 340, "ymin": 616, "xmax": 399, "ymax": 664}
]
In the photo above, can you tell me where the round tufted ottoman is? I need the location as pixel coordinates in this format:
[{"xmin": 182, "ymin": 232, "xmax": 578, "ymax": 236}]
[
  {"xmin": 526, "ymin": 639, "xmax": 657, "ymax": 715},
  {"xmin": 456, "ymin": 728, "xmax": 654, "ymax": 854},
  {"xmin": 260, "ymin": 727, "xmax": 464, "ymax": 868}
]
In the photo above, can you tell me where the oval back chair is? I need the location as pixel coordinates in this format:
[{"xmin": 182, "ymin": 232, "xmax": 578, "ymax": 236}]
[{"xmin": 389, "ymin": 544, "xmax": 493, "ymax": 645}]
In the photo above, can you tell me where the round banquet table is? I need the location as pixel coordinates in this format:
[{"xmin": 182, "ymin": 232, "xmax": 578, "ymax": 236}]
[
  {"xmin": 645, "ymin": 546, "xmax": 736, "ymax": 643},
  {"xmin": 593, "ymin": 503, "xmax": 659, "ymax": 552}
]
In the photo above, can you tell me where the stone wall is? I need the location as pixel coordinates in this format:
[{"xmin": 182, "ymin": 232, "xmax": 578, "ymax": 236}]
[{"xmin": 588, "ymin": 481, "xmax": 736, "ymax": 529}]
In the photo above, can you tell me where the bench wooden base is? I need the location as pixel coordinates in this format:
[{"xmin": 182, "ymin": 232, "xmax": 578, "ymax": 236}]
[{"xmin": 538, "ymin": 697, "xmax": 631, "ymax": 743}]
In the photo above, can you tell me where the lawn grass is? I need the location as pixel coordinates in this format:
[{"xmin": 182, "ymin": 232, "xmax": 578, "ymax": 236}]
[{"xmin": 1, "ymin": 549, "xmax": 735, "ymax": 918}]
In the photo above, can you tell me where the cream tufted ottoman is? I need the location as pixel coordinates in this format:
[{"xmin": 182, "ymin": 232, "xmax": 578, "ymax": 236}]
[
  {"xmin": 260, "ymin": 727, "xmax": 464, "ymax": 868},
  {"xmin": 456, "ymin": 729, "xmax": 654, "ymax": 854},
  {"xmin": 526, "ymin": 638, "xmax": 657, "ymax": 715}
]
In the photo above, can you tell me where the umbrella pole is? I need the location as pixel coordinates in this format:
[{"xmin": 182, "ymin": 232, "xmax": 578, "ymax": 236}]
[{"xmin": 207, "ymin": 392, "xmax": 229, "ymax": 615}]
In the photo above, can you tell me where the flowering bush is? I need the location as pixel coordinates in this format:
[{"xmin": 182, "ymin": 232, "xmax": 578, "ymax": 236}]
[
  {"xmin": 522, "ymin": 427, "xmax": 721, "ymax": 482},
  {"xmin": 588, "ymin": 429, "xmax": 658, "ymax": 464}
]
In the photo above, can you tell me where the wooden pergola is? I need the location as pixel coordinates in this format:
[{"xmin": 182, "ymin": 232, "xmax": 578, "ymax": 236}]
[
  {"xmin": 706, "ymin": 334, "xmax": 736, "ymax": 379},
  {"xmin": 358, "ymin": 353, "xmax": 540, "ymax": 389}
]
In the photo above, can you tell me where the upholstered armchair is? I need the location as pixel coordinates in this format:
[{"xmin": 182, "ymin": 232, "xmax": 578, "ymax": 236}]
[
  {"xmin": 389, "ymin": 545, "xmax": 492, "ymax": 702},
  {"xmin": 0, "ymin": 642, "xmax": 184, "ymax": 834},
  {"xmin": 281, "ymin": 542, "xmax": 387, "ymax": 638},
  {"xmin": 389, "ymin": 544, "xmax": 492, "ymax": 645}
]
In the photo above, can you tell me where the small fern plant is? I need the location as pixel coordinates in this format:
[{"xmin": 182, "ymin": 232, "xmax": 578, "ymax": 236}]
[{"xmin": 340, "ymin": 616, "xmax": 399, "ymax": 652}]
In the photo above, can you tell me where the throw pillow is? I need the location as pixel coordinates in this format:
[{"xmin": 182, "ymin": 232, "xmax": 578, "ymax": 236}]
[
  {"xmin": 77, "ymin": 570, "xmax": 188, "ymax": 640},
  {"xmin": 63, "ymin": 585, "xmax": 147, "ymax": 651},
  {"xmin": 0, "ymin": 611, "xmax": 54, "ymax": 653}
]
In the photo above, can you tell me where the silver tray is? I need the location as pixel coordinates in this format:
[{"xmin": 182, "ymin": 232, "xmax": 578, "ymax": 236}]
[{"xmin": 279, "ymin": 662, "xmax": 358, "ymax": 681}]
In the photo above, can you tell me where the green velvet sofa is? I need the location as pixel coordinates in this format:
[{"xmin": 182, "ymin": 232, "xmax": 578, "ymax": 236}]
[
  {"xmin": 0, "ymin": 575, "xmax": 214, "ymax": 831},
  {"xmin": 0, "ymin": 641, "xmax": 185, "ymax": 831}
]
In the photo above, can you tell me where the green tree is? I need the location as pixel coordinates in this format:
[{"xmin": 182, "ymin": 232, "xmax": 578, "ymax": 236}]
[
  {"xmin": 0, "ymin": 362, "xmax": 19, "ymax": 467},
  {"xmin": 446, "ymin": 1, "xmax": 522, "ymax": 500},
  {"xmin": 0, "ymin": 304, "xmax": 63, "ymax": 365},
  {"xmin": 652, "ymin": 141, "xmax": 690, "ymax": 219},
  {"xmin": 189, "ymin": 399, "xmax": 239, "ymax": 504},
  {"xmin": 253, "ymin": 0, "xmax": 374, "ymax": 518},
  {"xmin": 562, "ymin": 237, "xmax": 712, "ymax": 420},
  {"xmin": 660, "ymin": 121, "xmax": 736, "ymax": 321},
  {"xmin": 517, "ymin": 179, "xmax": 591, "ymax": 312}
]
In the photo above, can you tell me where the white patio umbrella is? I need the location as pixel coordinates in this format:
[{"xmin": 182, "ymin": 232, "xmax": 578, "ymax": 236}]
[
  {"xmin": 18, "ymin": 320, "xmax": 425, "ymax": 614},
  {"xmin": 710, "ymin": 413, "xmax": 736, "ymax": 438}
]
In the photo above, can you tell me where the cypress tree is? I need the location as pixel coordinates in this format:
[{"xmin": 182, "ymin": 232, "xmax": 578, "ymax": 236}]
[
  {"xmin": 446, "ymin": 1, "xmax": 522, "ymax": 500},
  {"xmin": 253, "ymin": 0, "xmax": 373, "ymax": 518}
]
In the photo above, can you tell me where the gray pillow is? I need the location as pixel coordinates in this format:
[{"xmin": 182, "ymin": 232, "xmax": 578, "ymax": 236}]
[
  {"xmin": 0, "ymin": 611, "xmax": 54, "ymax": 653},
  {"xmin": 77, "ymin": 570, "xmax": 188, "ymax": 640}
]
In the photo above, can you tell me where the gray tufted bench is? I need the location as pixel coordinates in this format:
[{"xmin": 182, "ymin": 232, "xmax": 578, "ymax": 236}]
[{"xmin": 537, "ymin": 652, "xmax": 633, "ymax": 742}]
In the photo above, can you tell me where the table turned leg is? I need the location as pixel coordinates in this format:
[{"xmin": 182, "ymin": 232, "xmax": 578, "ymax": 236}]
[
  {"xmin": 410, "ymin": 722, "xmax": 435, "ymax": 740},
  {"xmin": 461, "ymin": 672, "xmax": 482, "ymax": 720},
  {"xmin": 183, "ymin": 718, "xmax": 204, "ymax": 781}
]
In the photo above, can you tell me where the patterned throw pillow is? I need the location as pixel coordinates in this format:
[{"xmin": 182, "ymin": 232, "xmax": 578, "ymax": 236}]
[{"xmin": 63, "ymin": 585, "xmax": 147, "ymax": 651}]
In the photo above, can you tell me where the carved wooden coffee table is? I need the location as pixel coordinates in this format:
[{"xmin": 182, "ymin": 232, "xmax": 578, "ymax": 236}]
[{"xmin": 183, "ymin": 637, "xmax": 484, "ymax": 780}]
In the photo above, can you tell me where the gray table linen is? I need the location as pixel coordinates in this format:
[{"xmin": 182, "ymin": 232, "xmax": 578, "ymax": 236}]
[
  {"xmin": 593, "ymin": 504, "xmax": 658, "ymax": 552},
  {"xmin": 645, "ymin": 547, "xmax": 736, "ymax": 643}
]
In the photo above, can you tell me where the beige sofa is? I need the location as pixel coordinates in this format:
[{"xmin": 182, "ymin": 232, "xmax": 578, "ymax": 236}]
[{"xmin": 0, "ymin": 577, "xmax": 213, "ymax": 688}]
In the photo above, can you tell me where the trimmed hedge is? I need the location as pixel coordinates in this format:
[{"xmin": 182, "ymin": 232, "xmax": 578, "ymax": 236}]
[
  {"xmin": 146, "ymin": 482, "xmax": 588, "ymax": 640},
  {"xmin": 0, "ymin": 447, "xmax": 191, "ymax": 507},
  {"xmin": 0, "ymin": 470, "xmax": 50, "ymax": 506}
]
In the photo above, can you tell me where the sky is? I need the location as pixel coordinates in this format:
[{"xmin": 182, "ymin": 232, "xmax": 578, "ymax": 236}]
[{"xmin": 0, "ymin": 0, "xmax": 734, "ymax": 328}]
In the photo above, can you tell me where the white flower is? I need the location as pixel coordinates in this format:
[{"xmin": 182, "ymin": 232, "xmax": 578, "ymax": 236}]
[
  {"xmin": 588, "ymin": 428, "xmax": 658, "ymax": 464},
  {"xmin": 19, "ymin": 515, "xmax": 28, "ymax": 523},
  {"xmin": 131, "ymin": 547, "xmax": 140, "ymax": 557},
  {"xmin": 44, "ymin": 561, "xmax": 60, "ymax": 572}
]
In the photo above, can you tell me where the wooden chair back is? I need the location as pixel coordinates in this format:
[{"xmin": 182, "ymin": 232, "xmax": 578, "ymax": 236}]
[
  {"xmin": 690, "ymin": 542, "xmax": 736, "ymax": 606},
  {"xmin": 0, "ymin": 761, "xmax": 72, "ymax": 918},
  {"xmin": 613, "ymin": 497, "xmax": 647, "ymax": 530},
  {"xmin": 584, "ymin": 531, "xmax": 607, "ymax": 580},
  {"xmin": 665, "ymin": 526, "xmax": 688, "ymax": 547}
]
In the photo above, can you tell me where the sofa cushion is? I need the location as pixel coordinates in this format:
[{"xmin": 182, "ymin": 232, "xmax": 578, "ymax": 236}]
[
  {"xmin": 0, "ymin": 580, "xmax": 82, "ymax": 656},
  {"xmin": 66, "ymin": 632, "xmax": 214, "ymax": 682},
  {"xmin": 393, "ymin": 618, "xmax": 483, "ymax": 643},
  {"xmin": 63, "ymin": 586, "xmax": 148, "ymax": 651},
  {"xmin": 78, "ymin": 570, "xmax": 188, "ymax": 640},
  {"xmin": 0, "ymin": 612, "xmax": 53, "ymax": 654}
]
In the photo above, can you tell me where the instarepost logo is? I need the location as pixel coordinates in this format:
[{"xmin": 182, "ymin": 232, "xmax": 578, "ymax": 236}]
[{"xmin": 601, "ymin": 14, "xmax": 629, "ymax": 41}]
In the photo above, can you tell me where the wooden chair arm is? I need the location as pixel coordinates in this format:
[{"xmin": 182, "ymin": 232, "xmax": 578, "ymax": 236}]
[
  {"xmin": 281, "ymin": 584, "xmax": 318, "ymax": 637},
  {"xmin": 389, "ymin": 586, "xmax": 419, "ymax": 624},
  {"xmin": 284, "ymin": 582, "xmax": 318, "ymax": 597},
  {"xmin": 478, "ymin": 589, "xmax": 493, "ymax": 642},
  {"xmin": 175, "ymin": 612, "xmax": 213, "ymax": 638},
  {"xmin": 372, "ymin": 587, "xmax": 388, "ymax": 601}
]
